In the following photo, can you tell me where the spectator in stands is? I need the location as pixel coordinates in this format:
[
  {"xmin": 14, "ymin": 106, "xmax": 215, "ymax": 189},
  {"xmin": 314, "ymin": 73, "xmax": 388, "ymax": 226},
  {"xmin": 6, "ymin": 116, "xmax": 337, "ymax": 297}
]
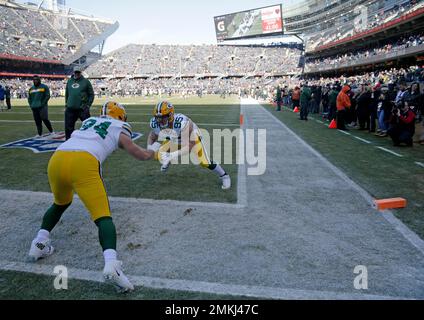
[
  {"xmin": 376, "ymin": 92, "xmax": 392, "ymax": 137},
  {"xmin": 370, "ymin": 82, "xmax": 382, "ymax": 133},
  {"xmin": 408, "ymin": 82, "xmax": 423, "ymax": 114},
  {"xmin": 300, "ymin": 83, "xmax": 312, "ymax": 121},
  {"xmin": 328, "ymin": 85, "xmax": 339, "ymax": 121},
  {"xmin": 387, "ymin": 83, "xmax": 398, "ymax": 102},
  {"xmin": 292, "ymin": 86, "xmax": 300, "ymax": 111},
  {"xmin": 388, "ymin": 100, "xmax": 416, "ymax": 147},
  {"xmin": 336, "ymin": 85, "xmax": 351, "ymax": 131},
  {"xmin": 65, "ymin": 67, "xmax": 94, "ymax": 140},
  {"xmin": 347, "ymin": 87, "xmax": 358, "ymax": 127},
  {"xmin": 0, "ymin": 85, "xmax": 5, "ymax": 111},
  {"xmin": 309, "ymin": 85, "xmax": 319, "ymax": 114},
  {"xmin": 356, "ymin": 84, "xmax": 372, "ymax": 131},
  {"xmin": 283, "ymin": 86, "xmax": 290, "ymax": 106},
  {"xmin": 28, "ymin": 76, "xmax": 55, "ymax": 137},
  {"xmin": 321, "ymin": 85, "xmax": 330, "ymax": 114},
  {"xmin": 275, "ymin": 85, "xmax": 283, "ymax": 111},
  {"xmin": 5, "ymin": 86, "xmax": 11, "ymax": 110},
  {"xmin": 395, "ymin": 82, "xmax": 410, "ymax": 105}
]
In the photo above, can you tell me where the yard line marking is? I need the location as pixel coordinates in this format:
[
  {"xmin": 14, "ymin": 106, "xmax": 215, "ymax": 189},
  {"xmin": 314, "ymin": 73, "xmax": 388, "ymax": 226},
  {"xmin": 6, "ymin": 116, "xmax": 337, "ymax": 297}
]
[
  {"xmin": 376, "ymin": 147, "xmax": 403, "ymax": 158},
  {"xmin": 338, "ymin": 130, "xmax": 351, "ymax": 136},
  {"xmin": 0, "ymin": 261, "xmax": 409, "ymax": 300},
  {"xmin": 415, "ymin": 162, "xmax": 424, "ymax": 168},
  {"xmin": 0, "ymin": 189, "xmax": 246, "ymax": 210},
  {"xmin": 353, "ymin": 136, "xmax": 372, "ymax": 144}
]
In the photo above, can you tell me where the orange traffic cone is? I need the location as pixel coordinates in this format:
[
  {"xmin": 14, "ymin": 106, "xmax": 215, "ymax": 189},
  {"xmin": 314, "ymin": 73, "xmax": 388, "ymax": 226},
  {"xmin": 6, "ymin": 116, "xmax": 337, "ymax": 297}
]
[
  {"xmin": 293, "ymin": 107, "xmax": 300, "ymax": 113},
  {"xmin": 329, "ymin": 119, "xmax": 337, "ymax": 129}
]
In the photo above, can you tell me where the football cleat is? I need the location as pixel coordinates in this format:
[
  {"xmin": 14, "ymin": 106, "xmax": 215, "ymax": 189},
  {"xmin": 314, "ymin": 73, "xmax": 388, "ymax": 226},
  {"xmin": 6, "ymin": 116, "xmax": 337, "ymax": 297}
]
[
  {"xmin": 103, "ymin": 260, "xmax": 134, "ymax": 293},
  {"xmin": 29, "ymin": 238, "xmax": 54, "ymax": 262},
  {"xmin": 101, "ymin": 101, "xmax": 127, "ymax": 122},
  {"xmin": 221, "ymin": 174, "xmax": 231, "ymax": 190}
]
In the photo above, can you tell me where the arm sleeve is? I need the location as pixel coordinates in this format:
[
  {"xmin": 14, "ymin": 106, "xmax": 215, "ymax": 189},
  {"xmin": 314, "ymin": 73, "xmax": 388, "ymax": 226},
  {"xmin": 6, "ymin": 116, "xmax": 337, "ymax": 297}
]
[
  {"xmin": 65, "ymin": 83, "xmax": 69, "ymax": 105},
  {"xmin": 345, "ymin": 96, "xmax": 351, "ymax": 108},
  {"xmin": 121, "ymin": 123, "xmax": 133, "ymax": 138},
  {"xmin": 43, "ymin": 86, "xmax": 51, "ymax": 106},
  {"xmin": 28, "ymin": 90, "xmax": 32, "ymax": 105}
]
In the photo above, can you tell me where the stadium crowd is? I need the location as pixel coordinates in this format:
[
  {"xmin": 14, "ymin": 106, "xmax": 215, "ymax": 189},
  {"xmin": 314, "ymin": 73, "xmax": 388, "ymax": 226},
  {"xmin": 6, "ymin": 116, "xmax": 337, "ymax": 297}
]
[
  {"xmin": 274, "ymin": 66, "xmax": 424, "ymax": 146},
  {"xmin": 85, "ymin": 44, "xmax": 302, "ymax": 77},
  {"xmin": 305, "ymin": 0, "xmax": 423, "ymax": 51},
  {"xmin": 0, "ymin": 2, "xmax": 113, "ymax": 61},
  {"xmin": 306, "ymin": 33, "xmax": 424, "ymax": 71}
]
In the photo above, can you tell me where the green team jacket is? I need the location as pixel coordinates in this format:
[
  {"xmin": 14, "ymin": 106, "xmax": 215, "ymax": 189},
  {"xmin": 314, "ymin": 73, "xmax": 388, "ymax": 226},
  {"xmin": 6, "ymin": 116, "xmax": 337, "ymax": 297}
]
[
  {"xmin": 300, "ymin": 87, "xmax": 312, "ymax": 105},
  {"xmin": 65, "ymin": 76, "xmax": 94, "ymax": 110},
  {"xmin": 28, "ymin": 84, "xmax": 50, "ymax": 109}
]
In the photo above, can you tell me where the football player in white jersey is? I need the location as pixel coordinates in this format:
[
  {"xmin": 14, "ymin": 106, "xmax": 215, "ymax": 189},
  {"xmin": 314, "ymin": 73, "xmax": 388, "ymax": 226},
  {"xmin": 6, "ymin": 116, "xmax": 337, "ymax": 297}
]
[
  {"xmin": 147, "ymin": 101, "xmax": 231, "ymax": 190},
  {"xmin": 29, "ymin": 101, "xmax": 155, "ymax": 293}
]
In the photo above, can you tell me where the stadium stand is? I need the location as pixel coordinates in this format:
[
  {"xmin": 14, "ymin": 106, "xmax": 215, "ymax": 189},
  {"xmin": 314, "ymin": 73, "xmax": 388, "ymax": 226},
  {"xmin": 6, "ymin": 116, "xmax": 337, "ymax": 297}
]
[
  {"xmin": 85, "ymin": 44, "xmax": 302, "ymax": 78},
  {"xmin": 286, "ymin": 0, "xmax": 424, "ymax": 52},
  {"xmin": 305, "ymin": 33, "xmax": 424, "ymax": 72},
  {"xmin": 0, "ymin": 0, "xmax": 118, "ymax": 64}
]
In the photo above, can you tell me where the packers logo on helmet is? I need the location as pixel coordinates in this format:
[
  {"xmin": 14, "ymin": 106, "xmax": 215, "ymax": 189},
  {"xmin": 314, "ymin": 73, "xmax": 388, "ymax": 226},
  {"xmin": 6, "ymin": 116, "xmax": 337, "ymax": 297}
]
[
  {"xmin": 154, "ymin": 101, "xmax": 174, "ymax": 129},
  {"xmin": 101, "ymin": 101, "xmax": 127, "ymax": 122}
]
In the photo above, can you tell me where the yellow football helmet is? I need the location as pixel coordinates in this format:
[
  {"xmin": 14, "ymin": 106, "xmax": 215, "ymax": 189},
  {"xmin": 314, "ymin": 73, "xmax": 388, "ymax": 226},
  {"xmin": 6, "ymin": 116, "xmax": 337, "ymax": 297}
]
[
  {"xmin": 101, "ymin": 101, "xmax": 127, "ymax": 122},
  {"xmin": 154, "ymin": 101, "xmax": 174, "ymax": 129}
]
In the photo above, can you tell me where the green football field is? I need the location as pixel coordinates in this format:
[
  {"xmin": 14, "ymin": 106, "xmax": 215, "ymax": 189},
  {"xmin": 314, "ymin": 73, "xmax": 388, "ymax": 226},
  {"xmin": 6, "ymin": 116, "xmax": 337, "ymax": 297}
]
[
  {"xmin": 0, "ymin": 95, "xmax": 240, "ymax": 204},
  {"xmin": 1, "ymin": 96, "xmax": 424, "ymax": 300}
]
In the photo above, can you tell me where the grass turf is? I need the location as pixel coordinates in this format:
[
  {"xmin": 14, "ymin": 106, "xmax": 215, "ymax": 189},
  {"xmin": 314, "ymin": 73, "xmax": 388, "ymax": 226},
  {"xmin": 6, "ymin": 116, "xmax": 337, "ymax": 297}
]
[
  {"xmin": 0, "ymin": 270, "xmax": 249, "ymax": 300},
  {"xmin": 263, "ymin": 103, "xmax": 424, "ymax": 239},
  {"xmin": 0, "ymin": 96, "xmax": 240, "ymax": 203}
]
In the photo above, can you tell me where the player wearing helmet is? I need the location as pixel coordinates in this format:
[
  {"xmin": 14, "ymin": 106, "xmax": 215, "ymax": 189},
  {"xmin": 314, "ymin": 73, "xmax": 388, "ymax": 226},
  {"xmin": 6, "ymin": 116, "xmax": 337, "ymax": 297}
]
[
  {"xmin": 147, "ymin": 101, "xmax": 231, "ymax": 190},
  {"xmin": 28, "ymin": 101, "xmax": 155, "ymax": 293}
]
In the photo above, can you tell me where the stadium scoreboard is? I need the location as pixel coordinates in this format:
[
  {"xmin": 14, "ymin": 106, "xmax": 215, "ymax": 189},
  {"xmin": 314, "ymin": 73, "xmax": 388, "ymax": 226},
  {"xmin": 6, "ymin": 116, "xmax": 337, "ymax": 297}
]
[{"xmin": 214, "ymin": 4, "xmax": 283, "ymax": 42}]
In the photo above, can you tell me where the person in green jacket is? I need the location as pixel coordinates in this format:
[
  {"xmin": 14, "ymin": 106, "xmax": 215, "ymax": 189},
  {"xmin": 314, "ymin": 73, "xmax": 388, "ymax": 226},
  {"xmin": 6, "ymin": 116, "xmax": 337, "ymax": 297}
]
[
  {"xmin": 300, "ymin": 83, "xmax": 312, "ymax": 121},
  {"xmin": 28, "ymin": 76, "xmax": 54, "ymax": 137},
  {"xmin": 65, "ymin": 67, "xmax": 95, "ymax": 140}
]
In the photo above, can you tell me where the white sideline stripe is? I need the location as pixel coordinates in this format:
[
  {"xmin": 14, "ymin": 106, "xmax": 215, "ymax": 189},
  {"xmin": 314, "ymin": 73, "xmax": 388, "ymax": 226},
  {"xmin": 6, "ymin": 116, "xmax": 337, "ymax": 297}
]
[
  {"xmin": 415, "ymin": 162, "xmax": 424, "ymax": 168},
  {"xmin": 353, "ymin": 136, "xmax": 372, "ymax": 144},
  {"xmin": 0, "ymin": 189, "xmax": 246, "ymax": 210},
  {"xmin": 4, "ymin": 112, "xmax": 232, "ymax": 117},
  {"xmin": 376, "ymin": 147, "xmax": 403, "ymax": 158},
  {"xmin": 316, "ymin": 120, "xmax": 324, "ymax": 124},
  {"xmin": 260, "ymin": 102, "xmax": 424, "ymax": 257},
  {"xmin": 0, "ymin": 120, "xmax": 239, "ymax": 127},
  {"xmin": 0, "ymin": 261, "xmax": 408, "ymax": 300},
  {"xmin": 338, "ymin": 130, "xmax": 351, "ymax": 136},
  {"xmin": 237, "ymin": 102, "xmax": 248, "ymax": 208}
]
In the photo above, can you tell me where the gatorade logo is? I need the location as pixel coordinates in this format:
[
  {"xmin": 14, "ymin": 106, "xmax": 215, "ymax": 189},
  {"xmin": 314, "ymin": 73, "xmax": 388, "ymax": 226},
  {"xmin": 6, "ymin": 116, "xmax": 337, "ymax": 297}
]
[
  {"xmin": 217, "ymin": 21, "xmax": 225, "ymax": 32},
  {"xmin": 72, "ymin": 83, "xmax": 80, "ymax": 89}
]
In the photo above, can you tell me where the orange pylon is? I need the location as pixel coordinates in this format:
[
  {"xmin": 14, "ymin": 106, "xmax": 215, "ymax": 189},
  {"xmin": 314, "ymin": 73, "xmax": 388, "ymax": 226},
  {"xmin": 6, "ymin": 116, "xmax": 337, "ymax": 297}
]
[
  {"xmin": 329, "ymin": 119, "xmax": 337, "ymax": 129},
  {"xmin": 293, "ymin": 107, "xmax": 300, "ymax": 113},
  {"xmin": 374, "ymin": 198, "xmax": 407, "ymax": 211}
]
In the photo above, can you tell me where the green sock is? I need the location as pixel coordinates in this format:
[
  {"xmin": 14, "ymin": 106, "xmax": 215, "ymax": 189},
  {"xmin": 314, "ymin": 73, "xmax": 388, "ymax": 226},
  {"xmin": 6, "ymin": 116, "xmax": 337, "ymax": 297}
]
[
  {"xmin": 95, "ymin": 217, "xmax": 117, "ymax": 251},
  {"xmin": 41, "ymin": 203, "xmax": 71, "ymax": 232}
]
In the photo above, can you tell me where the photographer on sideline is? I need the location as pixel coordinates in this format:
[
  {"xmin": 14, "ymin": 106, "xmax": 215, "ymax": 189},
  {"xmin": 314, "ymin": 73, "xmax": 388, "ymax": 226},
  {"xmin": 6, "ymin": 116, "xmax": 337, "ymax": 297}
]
[{"xmin": 388, "ymin": 100, "xmax": 416, "ymax": 147}]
